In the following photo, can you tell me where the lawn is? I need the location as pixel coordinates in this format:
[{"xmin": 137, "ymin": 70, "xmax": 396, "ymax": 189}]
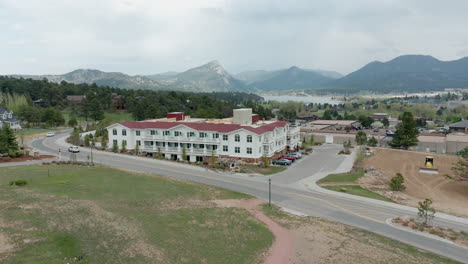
[
  {"xmin": 16, "ymin": 128, "xmax": 59, "ymax": 136},
  {"xmin": 317, "ymin": 169, "xmax": 365, "ymax": 184},
  {"xmin": 0, "ymin": 165, "xmax": 273, "ymax": 264},
  {"xmin": 323, "ymin": 185, "xmax": 394, "ymax": 202},
  {"xmin": 62, "ymin": 111, "xmax": 133, "ymax": 123}
]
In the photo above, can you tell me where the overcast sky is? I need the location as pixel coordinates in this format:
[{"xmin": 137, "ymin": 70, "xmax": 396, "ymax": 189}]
[{"xmin": 1, "ymin": 0, "xmax": 468, "ymax": 75}]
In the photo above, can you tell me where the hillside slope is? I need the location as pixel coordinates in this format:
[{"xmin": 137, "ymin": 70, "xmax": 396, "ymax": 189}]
[
  {"xmin": 10, "ymin": 69, "xmax": 165, "ymax": 91},
  {"xmin": 326, "ymin": 55, "xmax": 468, "ymax": 93}
]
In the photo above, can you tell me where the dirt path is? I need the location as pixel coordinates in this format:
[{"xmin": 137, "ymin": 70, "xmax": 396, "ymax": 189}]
[{"xmin": 241, "ymin": 199, "xmax": 294, "ymax": 264}]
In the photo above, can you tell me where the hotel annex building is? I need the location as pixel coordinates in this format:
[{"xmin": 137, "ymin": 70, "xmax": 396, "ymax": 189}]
[{"xmin": 107, "ymin": 108, "xmax": 300, "ymax": 163}]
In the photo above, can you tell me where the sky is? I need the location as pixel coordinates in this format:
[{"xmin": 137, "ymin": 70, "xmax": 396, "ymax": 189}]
[{"xmin": 1, "ymin": 0, "xmax": 468, "ymax": 76}]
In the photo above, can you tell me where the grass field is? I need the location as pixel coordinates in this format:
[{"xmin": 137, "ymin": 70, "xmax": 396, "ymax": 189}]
[
  {"xmin": 0, "ymin": 165, "xmax": 273, "ymax": 264},
  {"xmin": 62, "ymin": 111, "xmax": 133, "ymax": 123},
  {"xmin": 317, "ymin": 169, "xmax": 365, "ymax": 184},
  {"xmin": 323, "ymin": 185, "xmax": 394, "ymax": 202},
  {"xmin": 16, "ymin": 128, "xmax": 59, "ymax": 136}
]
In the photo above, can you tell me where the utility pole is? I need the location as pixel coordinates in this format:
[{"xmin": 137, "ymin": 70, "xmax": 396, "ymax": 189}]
[{"xmin": 268, "ymin": 178, "xmax": 272, "ymax": 207}]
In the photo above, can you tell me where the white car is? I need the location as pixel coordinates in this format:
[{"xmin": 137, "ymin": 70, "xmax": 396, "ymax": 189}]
[
  {"xmin": 290, "ymin": 152, "xmax": 302, "ymax": 159},
  {"xmin": 46, "ymin": 132, "xmax": 55, "ymax": 137},
  {"xmin": 68, "ymin": 146, "xmax": 80, "ymax": 153}
]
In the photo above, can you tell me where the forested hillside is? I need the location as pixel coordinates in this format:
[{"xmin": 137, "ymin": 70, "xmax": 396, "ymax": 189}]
[{"xmin": 0, "ymin": 77, "xmax": 271, "ymax": 123}]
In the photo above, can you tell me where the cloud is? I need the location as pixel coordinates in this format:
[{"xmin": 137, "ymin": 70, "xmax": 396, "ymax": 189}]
[{"xmin": 1, "ymin": 0, "xmax": 468, "ymax": 75}]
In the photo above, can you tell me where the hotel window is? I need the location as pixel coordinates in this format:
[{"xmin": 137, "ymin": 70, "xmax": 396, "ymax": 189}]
[
  {"xmin": 136, "ymin": 130, "xmax": 140, "ymax": 136},
  {"xmin": 175, "ymin": 131, "xmax": 183, "ymax": 136},
  {"xmin": 150, "ymin": 130, "xmax": 156, "ymax": 135},
  {"xmin": 136, "ymin": 140, "xmax": 141, "ymax": 146},
  {"xmin": 163, "ymin": 131, "xmax": 170, "ymax": 136},
  {"xmin": 122, "ymin": 129, "xmax": 127, "ymax": 136},
  {"xmin": 188, "ymin": 132, "xmax": 195, "ymax": 137},
  {"xmin": 223, "ymin": 145, "xmax": 228, "ymax": 152},
  {"xmin": 235, "ymin": 134, "xmax": 240, "ymax": 142},
  {"xmin": 213, "ymin": 133, "xmax": 219, "ymax": 138},
  {"xmin": 199, "ymin": 132, "xmax": 207, "ymax": 138},
  {"xmin": 122, "ymin": 140, "xmax": 127, "ymax": 146},
  {"xmin": 113, "ymin": 139, "xmax": 117, "ymax": 146},
  {"xmin": 235, "ymin": 147, "xmax": 240, "ymax": 153},
  {"xmin": 223, "ymin": 135, "xmax": 228, "ymax": 141},
  {"xmin": 247, "ymin": 135, "xmax": 252, "ymax": 143},
  {"xmin": 113, "ymin": 129, "xmax": 117, "ymax": 135},
  {"xmin": 247, "ymin": 147, "xmax": 252, "ymax": 154}
]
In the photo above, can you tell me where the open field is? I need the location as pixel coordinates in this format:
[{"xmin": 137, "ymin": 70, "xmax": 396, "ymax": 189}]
[
  {"xmin": 0, "ymin": 165, "xmax": 273, "ymax": 264},
  {"xmin": 62, "ymin": 111, "xmax": 133, "ymax": 123},
  {"xmin": 322, "ymin": 185, "xmax": 394, "ymax": 202},
  {"xmin": 317, "ymin": 169, "xmax": 365, "ymax": 183},
  {"xmin": 262, "ymin": 204, "xmax": 461, "ymax": 264},
  {"xmin": 316, "ymin": 169, "xmax": 392, "ymax": 202},
  {"xmin": 362, "ymin": 148, "xmax": 468, "ymax": 218},
  {"xmin": 16, "ymin": 128, "xmax": 59, "ymax": 136}
]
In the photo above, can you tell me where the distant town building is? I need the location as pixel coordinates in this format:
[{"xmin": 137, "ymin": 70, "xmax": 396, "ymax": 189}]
[
  {"xmin": 449, "ymin": 120, "xmax": 468, "ymax": 134},
  {"xmin": 0, "ymin": 106, "xmax": 21, "ymax": 130},
  {"xmin": 301, "ymin": 120, "xmax": 362, "ymax": 132},
  {"xmin": 111, "ymin": 93, "xmax": 124, "ymax": 110},
  {"xmin": 372, "ymin": 113, "xmax": 390, "ymax": 121},
  {"xmin": 107, "ymin": 108, "xmax": 301, "ymax": 163},
  {"xmin": 33, "ymin": 98, "xmax": 46, "ymax": 107}
]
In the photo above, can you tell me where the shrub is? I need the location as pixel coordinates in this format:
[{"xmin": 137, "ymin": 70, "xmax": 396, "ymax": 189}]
[
  {"xmin": 10, "ymin": 179, "xmax": 28, "ymax": 186},
  {"xmin": 390, "ymin": 173, "xmax": 406, "ymax": 191}
]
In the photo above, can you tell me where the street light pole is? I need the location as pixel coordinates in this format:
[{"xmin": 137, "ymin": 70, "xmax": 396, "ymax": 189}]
[
  {"xmin": 91, "ymin": 142, "xmax": 94, "ymax": 165},
  {"xmin": 268, "ymin": 178, "xmax": 271, "ymax": 207}
]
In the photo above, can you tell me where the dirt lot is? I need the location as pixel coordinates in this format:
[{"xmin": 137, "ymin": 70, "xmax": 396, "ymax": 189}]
[
  {"xmin": 362, "ymin": 148, "xmax": 468, "ymax": 218},
  {"xmin": 263, "ymin": 205, "xmax": 456, "ymax": 264}
]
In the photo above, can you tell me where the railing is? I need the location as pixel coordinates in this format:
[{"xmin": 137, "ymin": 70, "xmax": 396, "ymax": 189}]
[
  {"xmin": 192, "ymin": 148, "xmax": 205, "ymax": 154},
  {"xmin": 165, "ymin": 147, "xmax": 179, "ymax": 153}
]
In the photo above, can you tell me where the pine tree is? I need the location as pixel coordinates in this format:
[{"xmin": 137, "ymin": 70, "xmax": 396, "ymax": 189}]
[
  {"xmin": 390, "ymin": 173, "xmax": 406, "ymax": 191},
  {"xmin": 355, "ymin": 131, "xmax": 367, "ymax": 145},
  {"xmin": 0, "ymin": 124, "xmax": 19, "ymax": 156},
  {"xmin": 389, "ymin": 112, "xmax": 419, "ymax": 150},
  {"xmin": 367, "ymin": 136, "xmax": 378, "ymax": 147}
]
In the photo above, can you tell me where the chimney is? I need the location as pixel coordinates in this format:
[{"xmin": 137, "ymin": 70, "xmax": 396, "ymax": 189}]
[
  {"xmin": 233, "ymin": 108, "xmax": 252, "ymax": 125},
  {"xmin": 167, "ymin": 112, "xmax": 185, "ymax": 121}
]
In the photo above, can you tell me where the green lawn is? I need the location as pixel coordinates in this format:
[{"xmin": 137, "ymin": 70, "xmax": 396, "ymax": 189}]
[
  {"xmin": 16, "ymin": 128, "xmax": 59, "ymax": 136},
  {"xmin": 0, "ymin": 166, "xmax": 272, "ymax": 264},
  {"xmin": 317, "ymin": 169, "xmax": 365, "ymax": 184},
  {"xmin": 323, "ymin": 185, "xmax": 394, "ymax": 202},
  {"xmin": 62, "ymin": 111, "xmax": 133, "ymax": 123}
]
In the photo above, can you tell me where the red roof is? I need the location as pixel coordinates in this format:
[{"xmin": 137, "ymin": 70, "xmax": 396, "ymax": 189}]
[{"xmin": 118, "ymin": 121, "xmax": 289, "ymax": 135}]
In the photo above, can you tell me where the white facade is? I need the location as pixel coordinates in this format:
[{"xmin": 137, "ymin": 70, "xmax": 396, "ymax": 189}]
[
  {"xmin": 107, "ymin": 121, "xmax": 300, "ymax": 163},
  {"xmin": 0, "ymin": 107, "xmax": 21, "ymax": 130}
]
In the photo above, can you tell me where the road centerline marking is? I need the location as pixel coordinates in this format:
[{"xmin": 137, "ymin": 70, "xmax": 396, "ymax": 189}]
[{"xmin": 287, "ymin": 192, "xmax": 386, "ymax": 224}]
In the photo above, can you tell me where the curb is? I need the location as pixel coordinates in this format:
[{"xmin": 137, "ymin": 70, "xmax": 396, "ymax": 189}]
[{"xmin": 385, "ymin": 218, "xmax": 455, "ymax": 244}]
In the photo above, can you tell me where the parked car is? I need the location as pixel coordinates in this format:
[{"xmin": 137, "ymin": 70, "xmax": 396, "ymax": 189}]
[
  {"xmin": 281, "ymin": 155, "xmax": 297, "ymax": 161},
  {"xmin": 290, "ymin": 152, "xmax": 302, "ymax": 159},
  {"xmin": 46, "ymin": 132, "xmax": 55, "ymax": 137},
  {"xmin": 272, "ymin": 159, "xmax": 292, "ymax": 166},
  {"xmin": 68, "ymin": 146, "xmax": 80, "ymax": 153}
]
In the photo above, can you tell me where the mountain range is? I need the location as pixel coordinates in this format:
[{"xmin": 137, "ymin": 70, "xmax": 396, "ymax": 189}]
[{"xmin": 7, "ymin": 55, "xmax": 468, "ymax": 94}]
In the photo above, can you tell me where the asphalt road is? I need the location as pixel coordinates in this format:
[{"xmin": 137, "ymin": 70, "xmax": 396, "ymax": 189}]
[{"xmin": 26, "ymin": 131, "xmax": 468, "ymax": 263}]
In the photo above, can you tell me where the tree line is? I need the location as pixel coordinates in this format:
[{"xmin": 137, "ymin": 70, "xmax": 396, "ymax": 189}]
[{"xmin": 0, "ymin": 77, "xmax": 272, "ymax": 124}]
